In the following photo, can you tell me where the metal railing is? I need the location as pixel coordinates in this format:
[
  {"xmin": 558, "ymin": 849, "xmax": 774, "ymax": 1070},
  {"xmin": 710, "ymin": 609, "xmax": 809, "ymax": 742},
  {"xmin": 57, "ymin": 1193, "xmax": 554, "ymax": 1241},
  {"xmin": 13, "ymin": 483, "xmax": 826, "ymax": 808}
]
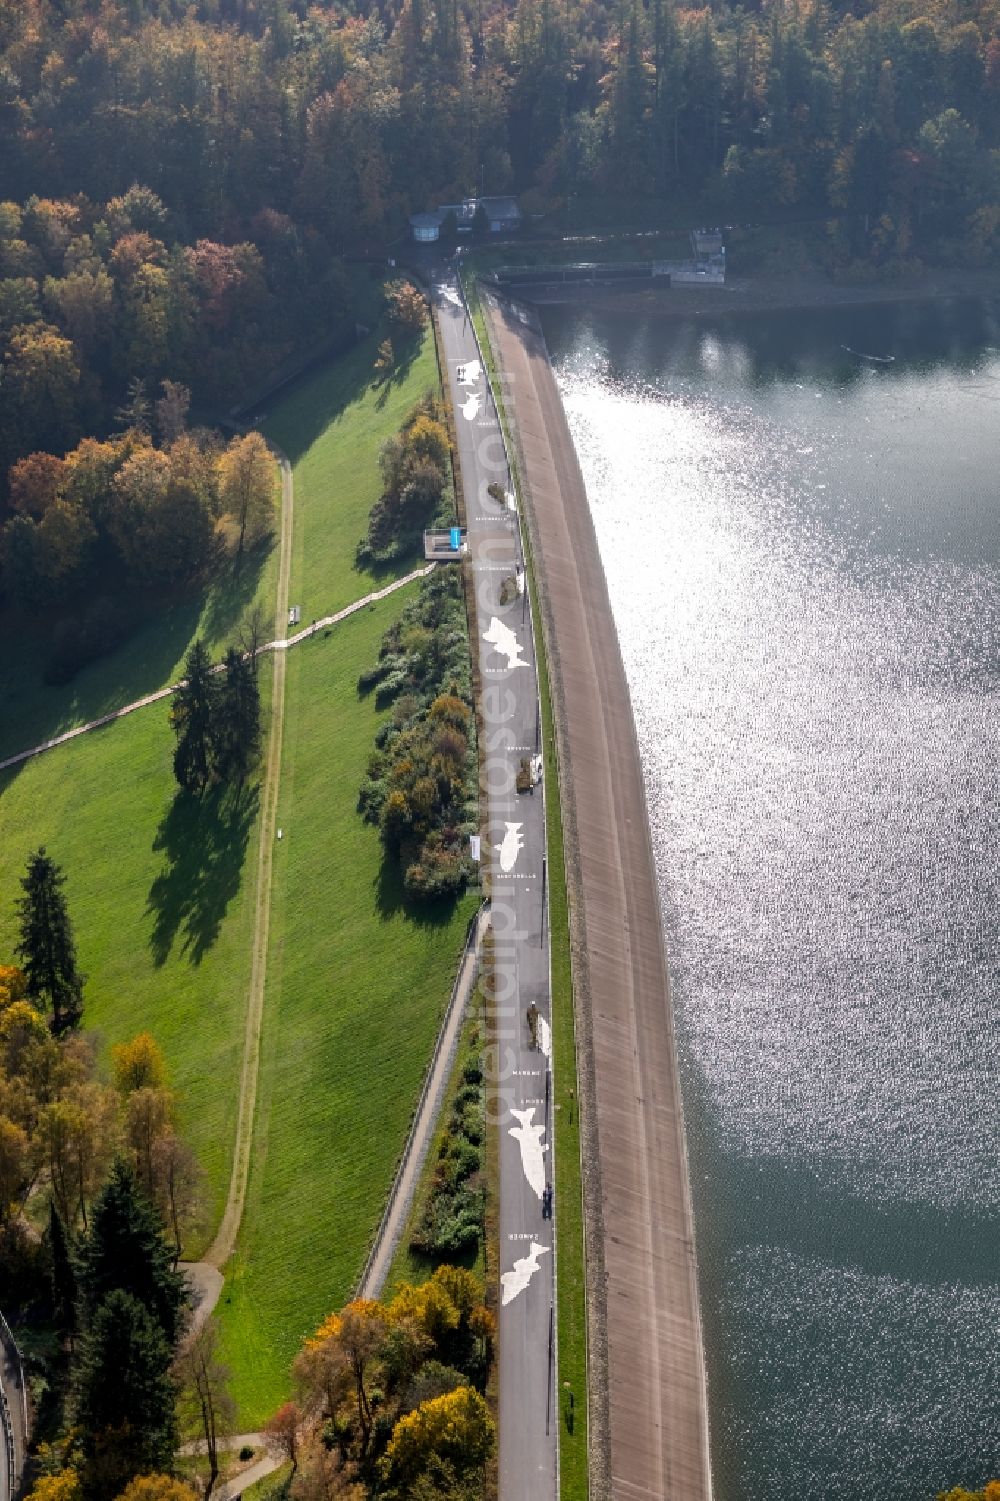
[{"xmin": 0, "ymin": 1307, "xmax": 27, "ymax": 1501}]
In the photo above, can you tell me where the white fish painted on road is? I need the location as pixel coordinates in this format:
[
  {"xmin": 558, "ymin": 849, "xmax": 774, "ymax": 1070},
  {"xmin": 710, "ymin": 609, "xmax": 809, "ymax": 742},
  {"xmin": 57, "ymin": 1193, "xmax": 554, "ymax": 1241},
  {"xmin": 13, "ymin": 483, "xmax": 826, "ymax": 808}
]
[
  {"xmin": 460, "ymin": 392, "xmax": 482, "ymax": 420},
  {"xmin": 483, "ymin": 616, "xmax": 527, "ymax": 670},
  {"xmin": 537, "ymin": 1015, "xmax": 551, "ymax": 1059},
  {"xmin": 509, "ymin": 1106, "xmax": 546, "ymax": 1198},
  {"xmin": 437, "ymin": 284, "xmax": 462, "ymax": 308},
  {"xmin": 501, "ymin": 1240, "xmax": 549, "ymax": 1306},
  {"xmin": 457, "ymin": 359, "xmax": 482, "ymax": 387},
  {"xmin": 494, "ymin": 822, "xmax": 524, "ymax": 873}
]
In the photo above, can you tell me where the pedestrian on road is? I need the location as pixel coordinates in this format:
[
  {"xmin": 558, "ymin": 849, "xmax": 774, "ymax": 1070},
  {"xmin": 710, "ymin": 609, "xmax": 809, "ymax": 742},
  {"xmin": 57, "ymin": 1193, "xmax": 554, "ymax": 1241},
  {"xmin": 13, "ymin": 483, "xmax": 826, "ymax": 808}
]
[{"xmin": 542, "ymin": 1182, "xmax": 553, "ymax": 1219}]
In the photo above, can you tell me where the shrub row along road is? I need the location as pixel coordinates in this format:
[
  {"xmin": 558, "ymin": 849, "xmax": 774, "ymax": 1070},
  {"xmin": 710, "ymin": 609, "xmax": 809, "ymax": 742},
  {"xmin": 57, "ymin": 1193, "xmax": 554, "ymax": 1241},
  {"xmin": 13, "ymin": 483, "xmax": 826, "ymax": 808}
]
[{"xmin": 432, "ymin": 270, "xmax": 559, "ymax": 1501}]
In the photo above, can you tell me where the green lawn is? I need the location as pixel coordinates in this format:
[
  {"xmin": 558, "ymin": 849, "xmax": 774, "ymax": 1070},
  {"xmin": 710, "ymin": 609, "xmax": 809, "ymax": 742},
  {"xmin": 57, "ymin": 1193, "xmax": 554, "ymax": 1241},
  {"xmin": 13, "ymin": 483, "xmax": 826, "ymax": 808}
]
[
  {"xmin": 264, "ymin": 325, "xmax": 440, "ymax": 621},
  {"xmin": 537, "ymin": 621, "xmax": 589, "ymax": 1501},
  {"xmin": 215, "ymin": 603, "xmax": 477, "ymax": 1424},
  {"xmin": 0, "ymin": 683, "xmax": 271, "ymax": 1241},
  {"xmin": 0, "ymin": 313, "xmax": 474, "ymax": 1431}
]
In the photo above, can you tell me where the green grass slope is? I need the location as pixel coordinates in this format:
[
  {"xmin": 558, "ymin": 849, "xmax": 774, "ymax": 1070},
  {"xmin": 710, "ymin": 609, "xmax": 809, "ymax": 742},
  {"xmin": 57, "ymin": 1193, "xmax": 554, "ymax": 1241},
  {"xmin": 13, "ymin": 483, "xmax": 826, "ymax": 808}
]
[
  {"xmin": 265, "ymin": 325, "xmax": 440, "ymax": 618},
  {"xmin": 215, "ymin": 603, "xmax": 477, "ymax": 1423},
  {"xmin": 0, "ymin": 684, "xmax": 270, "ymax": 1238}
]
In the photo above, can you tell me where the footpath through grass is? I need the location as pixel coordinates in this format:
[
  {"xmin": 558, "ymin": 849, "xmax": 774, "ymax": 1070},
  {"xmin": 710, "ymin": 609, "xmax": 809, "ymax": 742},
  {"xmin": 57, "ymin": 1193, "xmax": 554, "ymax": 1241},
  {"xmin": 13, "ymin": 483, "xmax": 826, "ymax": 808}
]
[
  {"xmin": 215, "ymin": 603, "xmax": 477, "ymax": 1423},
  {"xmin": 0, "ymin": 680, "xmax": 271, "ymax": 1240},
  {"xmin": 383, "ymin": 1003, "xmax": 487, "ymax": 1298}
]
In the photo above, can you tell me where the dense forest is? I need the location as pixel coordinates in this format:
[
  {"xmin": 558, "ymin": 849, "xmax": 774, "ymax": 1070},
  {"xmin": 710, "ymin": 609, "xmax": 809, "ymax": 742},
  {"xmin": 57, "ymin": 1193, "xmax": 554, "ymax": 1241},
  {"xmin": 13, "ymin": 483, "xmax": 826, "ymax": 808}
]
[
  {"xmin": 0, "ymin": 0, "xmax": 997, "ymax": 426},
  {"xmin": 0, "ymin": 0, "xmax": 998, "ymax": 255}
]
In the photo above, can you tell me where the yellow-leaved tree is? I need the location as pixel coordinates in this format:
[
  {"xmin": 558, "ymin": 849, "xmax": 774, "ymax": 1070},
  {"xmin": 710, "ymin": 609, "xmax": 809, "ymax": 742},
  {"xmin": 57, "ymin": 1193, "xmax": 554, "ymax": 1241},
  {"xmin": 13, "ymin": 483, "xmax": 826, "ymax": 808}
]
[
  {"xmin": 111, "ymin": 1032, "xmax": 167, "ymax": 1094},
  {"xmin": 22, "ymin": 1469, "xmax": 81, "ymax": 1501},
  {"xmin": 112, "ymin": 1475, "xmax": 199, "ymax": 1501},
  {"xmin": 0, "ymin": 965, "xmax": 28, "ymax": 1011},
  {"xmin": 380, "ymin": 1385, "xmax": 494, "ymax": 1489},
  {"xmin": 216, "ymin": 432, "xmax": 275, "ymax": 562}
]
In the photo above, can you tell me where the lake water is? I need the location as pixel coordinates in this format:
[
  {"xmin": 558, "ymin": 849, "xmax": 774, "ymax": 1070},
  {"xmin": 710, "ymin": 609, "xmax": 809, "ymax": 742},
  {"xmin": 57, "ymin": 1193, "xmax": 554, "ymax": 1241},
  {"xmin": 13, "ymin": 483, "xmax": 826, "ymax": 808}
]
[{"xmin": 541, "ymin": 297, "xmax": 1000, "ymax": 1501}]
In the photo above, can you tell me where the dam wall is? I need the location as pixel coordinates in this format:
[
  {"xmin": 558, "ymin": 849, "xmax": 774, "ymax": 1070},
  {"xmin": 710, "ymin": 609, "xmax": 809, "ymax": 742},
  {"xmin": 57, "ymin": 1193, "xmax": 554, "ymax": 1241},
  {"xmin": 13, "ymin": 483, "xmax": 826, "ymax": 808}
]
[{"xmin": 482, "ymin": 287, "xmax": 713, "ymax": 1501}]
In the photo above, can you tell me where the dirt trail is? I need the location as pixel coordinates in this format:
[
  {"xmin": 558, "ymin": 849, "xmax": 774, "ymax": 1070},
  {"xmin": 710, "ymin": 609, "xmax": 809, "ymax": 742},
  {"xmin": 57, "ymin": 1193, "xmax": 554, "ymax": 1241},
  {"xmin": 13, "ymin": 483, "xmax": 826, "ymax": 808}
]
[{"xmin": 204, "ymin": 453, "xmax": 293, "ymax": 1270}]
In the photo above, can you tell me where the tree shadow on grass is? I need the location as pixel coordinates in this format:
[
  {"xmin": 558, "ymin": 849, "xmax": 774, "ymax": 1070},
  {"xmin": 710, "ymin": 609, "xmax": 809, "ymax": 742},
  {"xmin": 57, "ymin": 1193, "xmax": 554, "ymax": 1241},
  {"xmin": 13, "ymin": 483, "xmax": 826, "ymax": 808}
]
[
  {"xmin": 263, "ymin": 331, "xmax": 388, "ymax": 467},
  {"xmin": 0, "ymin": 591, "xmax": 206, "ymax": 770},
  {"xmin": 372, "ymin": 334, "xmax": 423, "ymax": 411},
  {"xmin": 199, "ymin": 540, "xmax": 272, "ymax": 647},
  {"xmin": 374, "ymin": 852, "xmax": 462, "ymax": 929},
  {"xmin": 146, "ymin": 782, "xmax": 260, "ymax": 966},
  {"xmin": 263, "ymin": 321, "xmax": 433, "ymax": 468}
]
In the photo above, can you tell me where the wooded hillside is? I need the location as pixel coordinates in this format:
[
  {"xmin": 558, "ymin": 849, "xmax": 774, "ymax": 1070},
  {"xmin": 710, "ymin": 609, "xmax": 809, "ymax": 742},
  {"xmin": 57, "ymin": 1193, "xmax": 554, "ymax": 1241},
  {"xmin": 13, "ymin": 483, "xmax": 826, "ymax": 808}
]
[{"xmin": 0, "ymin": 0, "xmax": 997, "ymax": 256}]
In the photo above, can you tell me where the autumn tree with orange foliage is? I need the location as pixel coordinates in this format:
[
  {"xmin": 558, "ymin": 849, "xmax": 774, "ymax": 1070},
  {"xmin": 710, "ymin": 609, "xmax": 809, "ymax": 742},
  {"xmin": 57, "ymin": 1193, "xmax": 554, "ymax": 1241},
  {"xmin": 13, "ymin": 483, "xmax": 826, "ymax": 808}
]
[
  {"xmin": 216, "ymin": 432, "xmax": 275, "ymax": 562},
  {"xmin": 0, "ymin": 999, "xmax": 203, "ymax": 1296},
  {"xmin": 287, "ymin": 1264, "xmax": 495, "ymax": 1498},
  {"xmin": 384, "ymin": 281, "xmax": 428, "ymax": 336},
  {"xmin": 264, "ymin": 1401, "xmax": 302, "ymax": 1475},
  {"xmin": 112, "ymin": 1475, "xmax": 199, "ymax": 1501}
]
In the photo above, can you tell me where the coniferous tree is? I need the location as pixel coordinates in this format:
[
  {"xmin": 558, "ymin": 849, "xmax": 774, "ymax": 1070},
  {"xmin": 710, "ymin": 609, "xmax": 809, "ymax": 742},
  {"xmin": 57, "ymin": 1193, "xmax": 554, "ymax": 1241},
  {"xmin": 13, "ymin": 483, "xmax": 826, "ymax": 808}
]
[
  {"xmin": 75, "ymin": 1288, "xmax": 177, "ymax": 1499},
  {"xmin": 114, "ymin": 376, "xmax": 152, "ymax": 437},
  {"xmin": 171, "ymin": 639, "xmax": 218, "ymax": 795},
  {"xmin": 213, "ymin": 646, "xmax": 261, "ymax": 787},
  {"xmin": 76, "ymin": 1159, "xmax": 186, "ymax": 1348},
  {"xmin": 15, "ymin": 847, "xmax": 84, "ymax": 1032},
  {"xmin": 48, "ymin": 1200, "xmax": 78, "ymax": 1351}
]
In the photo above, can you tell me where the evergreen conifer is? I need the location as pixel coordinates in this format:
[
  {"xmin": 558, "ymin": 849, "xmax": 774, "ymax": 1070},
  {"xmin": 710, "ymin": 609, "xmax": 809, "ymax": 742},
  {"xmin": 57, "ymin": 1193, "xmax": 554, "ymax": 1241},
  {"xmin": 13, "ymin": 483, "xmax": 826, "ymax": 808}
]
[
  {"xmin": 214, "ymin": 646, "xmax": 261, "ymax": 787},
  {"xmin": 48, "ymin": 1200, "xmax": 78, "ymax": 1349},
  {"xmin": 75, "ymin": 1288, "xmax": 177, "ymax": 1498},
  {"xmin": 76, "ymin": 1159, "xmax": 186, "ymax": 1348},
  {"xmin": 171, "ymin": 639, "xmax": 218, "ymax": 794},
  {"xmin": 15, "ymin": 847, "xmax": 84, "ymax": 1031}
]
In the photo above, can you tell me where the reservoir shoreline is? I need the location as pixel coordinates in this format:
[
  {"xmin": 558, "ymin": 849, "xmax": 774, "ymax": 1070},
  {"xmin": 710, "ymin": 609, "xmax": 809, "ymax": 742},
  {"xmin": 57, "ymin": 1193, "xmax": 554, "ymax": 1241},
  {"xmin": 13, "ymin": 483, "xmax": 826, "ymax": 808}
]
[
  {"xmin": 524, "ymin": 262, "xmax": 1000, "ymax": 321},
  {"xmin": 483, "ymin": 288, "xmax": 713, "ymax": 1501}
]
